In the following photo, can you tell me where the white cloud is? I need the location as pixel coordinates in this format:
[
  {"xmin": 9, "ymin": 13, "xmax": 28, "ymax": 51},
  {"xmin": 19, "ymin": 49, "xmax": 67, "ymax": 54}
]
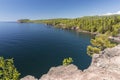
[{"xmin": 102, "ymin": 11, "xmax": 120, "ymax": 16}]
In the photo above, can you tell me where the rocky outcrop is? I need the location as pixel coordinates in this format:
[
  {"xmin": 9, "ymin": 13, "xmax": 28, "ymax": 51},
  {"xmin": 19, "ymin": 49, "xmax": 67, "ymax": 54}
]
[
  {"xmin": 21, "ymin": 45, "xmax": 120, "ymax": 80},
  {"xmin": 20, "ymin": 75, "xmax": 37, "ymax": 80},
  {"xmin": 82, "ymin": 44, "xmax": 120, "ymax": 80},
  {"xmin": 109, "ymin": 36, "xmax": 120, "ymax": 43},
  {"xmin": 40, "ymin": 64, "xmax": 82, "ymax": 80}
]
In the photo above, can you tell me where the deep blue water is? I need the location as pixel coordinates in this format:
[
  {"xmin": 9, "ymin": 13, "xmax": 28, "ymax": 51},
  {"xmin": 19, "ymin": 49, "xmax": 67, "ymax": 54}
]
[{"xmin": 0, "ymin": 22, "xmax": 92, "ymax": 78}]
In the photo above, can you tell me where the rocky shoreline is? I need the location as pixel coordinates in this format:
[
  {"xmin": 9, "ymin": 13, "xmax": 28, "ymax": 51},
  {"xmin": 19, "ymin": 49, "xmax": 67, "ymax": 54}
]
[
  {"xmin": 48, "ymin": 24, "xmax": 98, "ymax": 36},
  {"xmin": 21, "ymin": 44, "xmax": 120, "ymax": 80},
  {"xmin": 109, "ymin": 36, "xmax": 120, "ymax": 43}
]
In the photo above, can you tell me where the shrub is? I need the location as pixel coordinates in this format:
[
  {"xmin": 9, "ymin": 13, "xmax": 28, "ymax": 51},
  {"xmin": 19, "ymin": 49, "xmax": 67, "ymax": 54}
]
[
  {"xmin": 0, "ymin": 57, "xmax": 20, "ymax": 80},
  {"xmin": 87, "ymin": 34, "xmax": 116, "ymax": 56},
  {"xmin": 62, "ymin": 57, "xmax": 73, "ymax": 65}
]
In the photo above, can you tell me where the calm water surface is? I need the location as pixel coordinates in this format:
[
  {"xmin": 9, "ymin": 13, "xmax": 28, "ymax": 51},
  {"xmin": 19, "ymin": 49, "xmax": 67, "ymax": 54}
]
[{"xmin": 0, "ymin": 22, "xmax": 92, "ymax": 78}]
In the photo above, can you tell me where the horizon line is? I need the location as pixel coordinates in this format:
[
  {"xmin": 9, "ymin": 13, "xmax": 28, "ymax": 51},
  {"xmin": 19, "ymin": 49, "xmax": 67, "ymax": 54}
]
[{"xmin": 1, "ymin": 14, "xmax": 120, "ymax": 22}]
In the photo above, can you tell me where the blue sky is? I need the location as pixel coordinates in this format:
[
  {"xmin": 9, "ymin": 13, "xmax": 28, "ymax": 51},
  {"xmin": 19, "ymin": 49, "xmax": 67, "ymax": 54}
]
[{"xmin": 0, "ymin": 0, "xmax": 120, "ymax": 21}]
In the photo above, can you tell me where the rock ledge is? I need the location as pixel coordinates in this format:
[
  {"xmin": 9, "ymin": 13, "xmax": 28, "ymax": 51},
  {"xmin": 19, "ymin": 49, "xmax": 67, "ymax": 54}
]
[{"xmin": 21, "ymin": 45, "xmax": 120, "ymax": 80}]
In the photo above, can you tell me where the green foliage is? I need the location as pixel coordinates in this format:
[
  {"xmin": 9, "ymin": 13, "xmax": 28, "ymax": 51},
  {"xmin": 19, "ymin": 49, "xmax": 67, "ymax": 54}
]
[
  {"xmin": 91, "ymin": 34, "xmax": 116, "ymax": 50},
  {"xmin": 19, "ymin": 15, "xmax": 120, "ymax": 57},
  {"xmin": 18, "ymin": 19, "xmax": 30, "ymax": 23},
  {"xmin": 87, "ymin": 46, "xmax": 101, "ymax": 56},
  {"xmin": 87, "ymin": 34, "xmax": 116, "ymax": 56},
  {"xmin": 111, "ymin": 23, "xmax": 120, "ymax": 36},
  {"xmin": 28, "ymin": 15, "xmax": 120, "ymax": 36},
  {"xmin": 0, "ymin": 57, "xmax": 20, "ymax": 80},
  {"xmin": 62, "ymin": 57, "xmax": 73, "ymax": 66}
]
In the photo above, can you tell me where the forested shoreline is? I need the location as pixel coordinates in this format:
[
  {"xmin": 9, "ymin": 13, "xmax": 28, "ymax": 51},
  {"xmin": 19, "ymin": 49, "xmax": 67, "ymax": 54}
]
[
  {"xmin": 18, "ymin": 15, "xmax": 120, "ymax": 56},
  {"xmin": 19, "ymin": 15, "xmax": 120, "ymax": 36}
]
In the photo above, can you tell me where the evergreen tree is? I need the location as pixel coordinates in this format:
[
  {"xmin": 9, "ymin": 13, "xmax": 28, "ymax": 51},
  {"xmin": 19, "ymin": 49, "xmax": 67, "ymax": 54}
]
[
  {"xmin": 87, "ymin": 34, "xmax": 116, "ymax": 56},
  {"xmin": 0, "ymin": 57, "xmax": 20, "ymax": 80}
]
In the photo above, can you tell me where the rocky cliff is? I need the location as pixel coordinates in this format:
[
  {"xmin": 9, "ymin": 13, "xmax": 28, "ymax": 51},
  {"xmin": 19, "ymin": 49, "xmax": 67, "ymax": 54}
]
[{"xmin": 21, "ymin": 45, "xmax": 120, "ymax": 80}]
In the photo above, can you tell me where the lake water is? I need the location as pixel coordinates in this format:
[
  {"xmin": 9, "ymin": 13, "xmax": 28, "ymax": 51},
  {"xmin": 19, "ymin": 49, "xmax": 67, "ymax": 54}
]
[{"xmin": 0, "ymin": 22, "xmax": 92, "ymax": 78}]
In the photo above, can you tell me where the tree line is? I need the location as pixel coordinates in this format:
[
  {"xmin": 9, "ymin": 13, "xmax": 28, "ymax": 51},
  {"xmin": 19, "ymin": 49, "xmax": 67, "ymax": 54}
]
[
  {"xmin": 18, "ymin": 15, "xmax": 120, "ymax": 56},
  {"xmin": 20, "ymin": 15, "xmax": 120, "ymax": 36}
]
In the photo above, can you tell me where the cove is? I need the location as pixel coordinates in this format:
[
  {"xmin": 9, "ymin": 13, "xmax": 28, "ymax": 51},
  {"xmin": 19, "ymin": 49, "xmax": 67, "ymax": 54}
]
[{"xmin": 0, "ymin": 22, "xmax": 92, "ymax": 78}]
